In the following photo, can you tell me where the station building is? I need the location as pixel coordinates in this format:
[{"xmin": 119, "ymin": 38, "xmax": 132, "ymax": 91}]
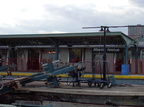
[{"xmin": 0, "ymin": 31, "xmax": 143, "ymax": 75}]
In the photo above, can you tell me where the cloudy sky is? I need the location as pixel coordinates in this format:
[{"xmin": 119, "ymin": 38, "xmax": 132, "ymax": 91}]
[{"xmin": 0, "ymin": 0, "xmax": 143, "ymax": 34}]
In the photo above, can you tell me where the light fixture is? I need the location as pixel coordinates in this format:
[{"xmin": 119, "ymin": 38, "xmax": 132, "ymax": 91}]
[
  {"xmin": 99, "ymin": 27, "xmax": 104, "ymax": 32},
  {"xmin": 106, "ymin": 28, "xmax": 110, "ymax": 32}
]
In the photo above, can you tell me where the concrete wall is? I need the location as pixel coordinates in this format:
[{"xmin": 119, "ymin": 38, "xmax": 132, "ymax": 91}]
[
  {"xmin": 15, "ymin": 47, "xmax": 143, "ymax": 74},
  {"xmin": 84, "ymin": 48, "xmax": 92, "ymax": 73},
  {"xmin": 131, "ymin": 48, "xmax": 143, "ymax": 74},
  {"xmin": 106, "ymin": 53, "xmax": 114, "ymax": 73},
  {"xmin": 17, "ymin": 49, "xmax": 27, "ymax": 71},
  {"xmin": 59, "ymin": 48, "xmax": 69, "ymax": 65}
]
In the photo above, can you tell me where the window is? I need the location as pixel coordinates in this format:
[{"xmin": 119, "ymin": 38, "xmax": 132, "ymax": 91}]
[{"xmin": 69, "ymin": 49, "xmax": 82, "ymax": 63}]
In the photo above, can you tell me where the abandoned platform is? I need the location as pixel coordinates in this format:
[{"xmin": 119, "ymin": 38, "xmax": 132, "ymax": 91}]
[{"xmin": 4, "ymin": 80, "xmax": 144, "ymax": 107}]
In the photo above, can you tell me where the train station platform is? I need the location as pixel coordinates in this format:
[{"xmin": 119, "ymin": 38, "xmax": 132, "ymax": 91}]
[
  {"xmin": 7, "ymin": 81, "xmax": 144, "ymax": 106},
  {"xmin": 1, "ymin": 73, "xmax": 144, "ymax": 106}
]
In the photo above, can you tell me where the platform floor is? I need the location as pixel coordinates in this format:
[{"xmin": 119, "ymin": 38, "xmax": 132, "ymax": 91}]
[
  {"xmin": 16, "ymin": 81, "xmax": 144, "ymax": 96},
  {"xmin": 11, "ymin": 81, "xmax": 144, "ymax": 106},
  {"xmin": 2, "ymin": 75, "xmax": 144, "ymax": 106}
]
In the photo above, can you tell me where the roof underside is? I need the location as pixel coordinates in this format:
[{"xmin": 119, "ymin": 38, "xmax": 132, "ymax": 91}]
[{"xmin": 0, "ymin": 32, "xmax": 134, "ymax": 46}]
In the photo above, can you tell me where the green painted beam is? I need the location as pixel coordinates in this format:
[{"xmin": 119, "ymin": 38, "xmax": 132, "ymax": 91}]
[{"xmin": 0, "ymin": 32, "xmax": 126, "ymax": 38}]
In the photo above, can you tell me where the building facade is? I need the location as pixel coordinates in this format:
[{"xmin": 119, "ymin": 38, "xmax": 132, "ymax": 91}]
[
  {"xmin": 0, "ymin": 32, "xmax": 143, "ymax": 75},
  {"xmin": 128, "ymin": 24, "xmax": 144, "ymax": 36}
]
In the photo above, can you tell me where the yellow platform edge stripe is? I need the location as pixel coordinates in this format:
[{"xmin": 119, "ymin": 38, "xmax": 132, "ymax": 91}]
[
  {"xmin": 58, "ymin": 74, "xmax": 144, "ymax": 79},
  {"xmin": 0, "ymin": 72, "xmax": 144, "ymax": 79}
]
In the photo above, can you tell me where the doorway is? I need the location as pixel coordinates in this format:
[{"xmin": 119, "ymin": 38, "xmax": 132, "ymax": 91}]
[
  {"xmin": 27, "ymin": 49, "xmax": 39, "ymax": 70},
  {"xmin": 115, "ymin": 53, "xmax": 123, "ymax": 72}
]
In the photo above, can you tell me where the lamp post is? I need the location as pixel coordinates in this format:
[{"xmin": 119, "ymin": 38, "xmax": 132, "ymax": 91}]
[
  {"xmin": 103, "ymin": 27, "xmax": 107, "ymax": 80},
  {"xmin": 83, "ymin": 26, "xmax": 110, "ymax": 81},
  {"xmin": 100, "ymin": 26, "xmax": 109, "ymax": 80}
]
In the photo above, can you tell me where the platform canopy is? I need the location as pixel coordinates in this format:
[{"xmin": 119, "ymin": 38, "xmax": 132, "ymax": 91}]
[{"xmin": 0, "ymin": 32, "xmax": 137, "ymax": 47}]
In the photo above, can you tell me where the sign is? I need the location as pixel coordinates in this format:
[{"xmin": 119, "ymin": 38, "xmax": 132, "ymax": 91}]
[{"xmin": 93, "ymin": 48, "xmax": 122, "ymax": 53}]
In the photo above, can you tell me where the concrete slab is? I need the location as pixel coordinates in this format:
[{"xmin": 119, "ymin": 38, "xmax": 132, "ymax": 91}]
[{"xmin": 12, "ymin": 81, "xmax": 144, "ymax": 106}]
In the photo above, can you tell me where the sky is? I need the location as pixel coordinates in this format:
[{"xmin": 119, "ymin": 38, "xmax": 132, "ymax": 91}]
[{"xmin": 0, "ymin": 0, "xmax": 144, "ymax": 34}]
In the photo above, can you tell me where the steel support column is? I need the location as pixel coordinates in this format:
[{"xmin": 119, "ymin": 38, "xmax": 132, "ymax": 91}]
[
  {"xmin": 135, "ymin": 46, "xmax": 138, "ymax": 74},
  {"xmin": 55, "ymin": 45, "xmax": 59, "ymax": 60},
  {"xmin": 125, "ymin": 45, "xmax": 129, "ymax": 64}
]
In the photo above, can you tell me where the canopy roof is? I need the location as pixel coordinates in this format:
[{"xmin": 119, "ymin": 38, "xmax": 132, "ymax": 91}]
[{"xmin": 0, "ymin": 32, "xmax": 139, "ymax": 47}]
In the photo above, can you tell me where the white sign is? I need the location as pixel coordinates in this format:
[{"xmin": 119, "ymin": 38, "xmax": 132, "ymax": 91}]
[{"xmin": 93, "ymin": 48, "xmax": 121, "ymax": 53}]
